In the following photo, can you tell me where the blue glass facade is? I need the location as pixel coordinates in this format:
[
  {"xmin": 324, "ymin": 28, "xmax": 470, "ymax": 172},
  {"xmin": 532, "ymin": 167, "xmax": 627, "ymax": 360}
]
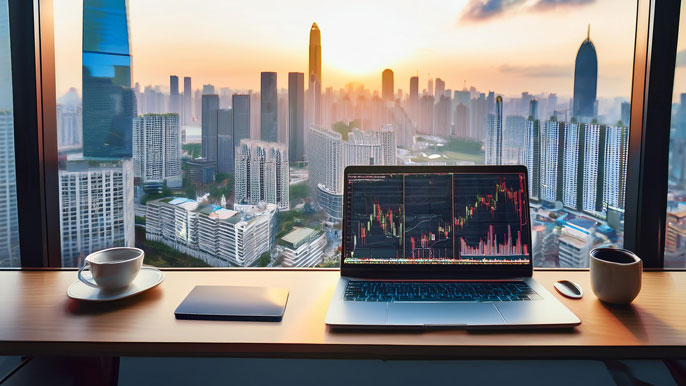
[
  {"xmin": 573, "ymin": 35, "xmax": 598, "ymax": 120},
  {"xmin": 82, "ymin": 0, "xmax": 134, "ymax": 158}
]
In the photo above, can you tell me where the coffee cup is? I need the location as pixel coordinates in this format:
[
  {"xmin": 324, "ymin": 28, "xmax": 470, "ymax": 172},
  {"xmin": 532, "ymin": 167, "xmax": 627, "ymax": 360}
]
[
  {"xmin": 589, "ymin": 247, "xmax": 642, "ymax": 305},
  {"xmin": 78, "ymin": 247, "xmax": 144, "ymax": 291}
]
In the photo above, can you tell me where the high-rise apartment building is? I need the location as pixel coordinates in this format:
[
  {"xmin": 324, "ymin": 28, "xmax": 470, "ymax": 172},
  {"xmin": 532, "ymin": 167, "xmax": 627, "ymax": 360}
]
[
  {"xmin": 409, "ymin": 76, "xmax": 419, "ymax": 122},
  {"xmin": 57, "ymin": 104, "xmax": 82, "ymax": 150},
  {"xmin": 573, "ymin": 27, "xmax": 598, "ymax": 120},
  {"xmin": 582, "ymin": 124, "xmax": 604, "ymax": 214},
  {"xmin": 234, "ymin": 140, "xmax": 289, "ymax": 210},
  {"xmin": 260, "ymin": 72, "xmax": 278, "ymax": 142},
  {"xmin": 133, "ymin": 113, "xmax": 182, "ymax": 188},
  {"xmin": 541, "ymin": 120, "xmax": 562, "ymax": 203},
  {"xmin": 621, "ymin": 102, "xmax": 631, "ymax": 127},
  {"xmin": 288, "ymin": 72, "xmax": 305, "ymax": 162},
  {"xmin": 59, "ymin": 159, "xmax": 135, "ymax": 267},
  {"xmin": 603, "ymin": 125, "xmax": 629, "ymax": 209},
  {"xmin": 201, "ymin": 94, "xmax": 219, "ymax": 164},
  {"xmin": 454, "ymin": 103, "xmax": 469, "ymax": 138},
  {"xmin": 0, "ymin": 112, "xmax": 19, "ymax": 267},
  {"xmin": 561, "ymin": 122, "xmax": 582, "ymax": 210},
  {"xmin": 503, "ymin": 115, "xmax": 526, "ymax": 164},
  {"xmin": 82, "ymin": 0, "xmax": 135, "ymax": 158},
  {"xmin": 382, "ymin": 69, "xmax": 394, "ymax": 101}
]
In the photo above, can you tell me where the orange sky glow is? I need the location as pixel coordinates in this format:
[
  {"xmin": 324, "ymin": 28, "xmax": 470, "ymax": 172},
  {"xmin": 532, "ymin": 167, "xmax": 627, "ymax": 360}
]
[{"xmin": 54, "ymin": 0, "xmax": 638, "ymax": 100}]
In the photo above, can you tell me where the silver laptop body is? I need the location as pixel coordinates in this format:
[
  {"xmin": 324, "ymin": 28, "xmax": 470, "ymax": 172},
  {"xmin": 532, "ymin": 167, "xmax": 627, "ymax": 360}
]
[{"xmin": 325, "ymin": 165, "xmax": 580, "ymax": 329}]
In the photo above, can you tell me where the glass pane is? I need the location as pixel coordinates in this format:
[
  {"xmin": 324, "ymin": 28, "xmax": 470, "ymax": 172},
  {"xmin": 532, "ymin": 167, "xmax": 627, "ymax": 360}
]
[
  {"xmin": 0, "ymin": 0, "xmax": 20, "ymax": 267},
  {"xmin": 666, "ymin": 1, "xmax": 686, "ymax": 268},
  {"xmin": 54, "ymin": 0, "xmax": 636, "ymax": 268}
]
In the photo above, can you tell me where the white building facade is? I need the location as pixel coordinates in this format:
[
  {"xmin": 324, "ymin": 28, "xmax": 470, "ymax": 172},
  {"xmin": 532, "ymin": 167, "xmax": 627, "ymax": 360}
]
[
  {"xmin": 234, "ymin": 139, "xmax": 289, "ymax": 210},
  {"xmin": 133, "ymin": 113, "xmax": 182, "ymax": 188},
  {"xmin": 58, "ymin": 159, "xmax": 135, "ymax": 267}
]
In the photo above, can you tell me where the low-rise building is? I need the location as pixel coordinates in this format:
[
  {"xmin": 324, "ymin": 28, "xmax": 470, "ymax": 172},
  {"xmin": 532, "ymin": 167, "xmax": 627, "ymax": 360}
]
[
  {"xmin": 146, "ymin": 198, "xmax": 276, "ymax": 267},
  {"xmin": 280, "ymin": 227, "xmax": 327, "ymax": 267}
]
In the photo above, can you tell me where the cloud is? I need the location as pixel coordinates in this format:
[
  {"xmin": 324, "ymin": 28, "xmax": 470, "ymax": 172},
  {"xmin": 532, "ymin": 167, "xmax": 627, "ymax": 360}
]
[
  {"xmin": 676, "ymin": 50, "xmax": 686, "ymax": 67},
  {"xmin": 460, "ymin": 0, "xmax": 524, "ymax": 22},
  {"xmin": 460, "ymin": 0, "xmax": 595, "ymax": 22},
  {"xmin": 498, "ymin": 64, "xmax": 572, "ymax": 78},
  {"xmin": 532, "ymin": 0, "xmax": 595, "ymax": 11}
]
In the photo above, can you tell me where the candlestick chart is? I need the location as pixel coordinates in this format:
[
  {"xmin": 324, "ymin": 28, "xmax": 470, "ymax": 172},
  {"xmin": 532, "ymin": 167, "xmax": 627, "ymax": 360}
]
[
  {"xmin": 346, "ymin": 174, "xmax": 404, "ymax": 260},
  {"xmin": 453, "ymin": 173, "xmax": 530, "ymax": 263}
]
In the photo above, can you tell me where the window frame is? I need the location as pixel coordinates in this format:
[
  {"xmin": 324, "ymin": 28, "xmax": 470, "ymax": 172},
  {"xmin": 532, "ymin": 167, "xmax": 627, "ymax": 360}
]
[{"xmin": 8, "ymin": 0, "xmax": 683, "ymax": 269}]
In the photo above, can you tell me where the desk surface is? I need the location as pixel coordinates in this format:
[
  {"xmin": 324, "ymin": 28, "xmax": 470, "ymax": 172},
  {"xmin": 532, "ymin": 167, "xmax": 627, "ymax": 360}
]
[{"xmin": 0, "ymin": 270, "xmax": 684, "ymax": 359}]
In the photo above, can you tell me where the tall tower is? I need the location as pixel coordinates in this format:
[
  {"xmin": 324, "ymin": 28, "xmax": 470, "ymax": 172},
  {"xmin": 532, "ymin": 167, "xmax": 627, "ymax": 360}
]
[
  {"xmin": 573, "ymin": 25, "xmax": 598, "ymax": 120},
  {"xmin": 169, "ymin": 75, "xmax": 180, "ymax": 115},
  {"xmin": 260, "ymin": 72, "xmax": 278, "ymax": 142},
  {"xmin": 183, "ymin": 77, "xmax": 192, "ymax": 125},
  {"xmin": 201, "ymin": 94, "xmax": 219, "ymax": 163},
  {"xmin": 487, "ymin": 96, "xmax": 503, "ymax": 165},
  {"xmin": 382, "ymin": 69, "xmax": 394, "ymax": 101},
  {"xmin": 288, "ymin": 72, "xmax": 305, "ymax": 162},
  {"xmin": 82, "ymin": 0, "xmax": 134, "ymax": 158},
  {"xmin": 309, "ymin": 23, "xmax": 322, "ymax": 125}
]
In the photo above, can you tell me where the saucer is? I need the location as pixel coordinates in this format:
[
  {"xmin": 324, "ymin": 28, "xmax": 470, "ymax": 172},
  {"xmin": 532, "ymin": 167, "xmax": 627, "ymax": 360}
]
[{"xmin": 67, "ymin": 266, "xmax": 165, "ymax": 302}]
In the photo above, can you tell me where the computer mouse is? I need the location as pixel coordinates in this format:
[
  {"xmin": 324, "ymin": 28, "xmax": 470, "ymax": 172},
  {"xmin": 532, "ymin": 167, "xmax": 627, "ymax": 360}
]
[{"xmin": 554, "ymin": 280, "xmax": 583, "ymax": 299}]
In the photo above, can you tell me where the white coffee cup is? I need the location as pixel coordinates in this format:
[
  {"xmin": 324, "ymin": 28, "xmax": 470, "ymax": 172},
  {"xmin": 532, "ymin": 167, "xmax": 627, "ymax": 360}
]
[
  {"xmin": 590, "ymin": 247, "xmax": 642, "ymax": 305},
  {"xmin": 78, "ymin": 247, "xmax": 145, "ymax": 291}
]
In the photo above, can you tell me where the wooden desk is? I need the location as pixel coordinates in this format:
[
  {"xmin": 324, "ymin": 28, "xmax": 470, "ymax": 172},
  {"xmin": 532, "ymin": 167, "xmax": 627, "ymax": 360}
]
[{"xmin": 0, "ymin": 270, "xmax": 684, "ymax": 359}]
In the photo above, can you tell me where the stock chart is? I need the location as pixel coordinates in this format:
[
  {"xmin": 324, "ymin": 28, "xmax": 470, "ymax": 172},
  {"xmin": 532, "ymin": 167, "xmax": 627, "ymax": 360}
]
[
  {"xmin": 344, "ymin": 172, "xmax": 530, "ymax": 265},
  {"xmin": 453, "ymin": 173, "xmax": 530, "ymax": 263}
]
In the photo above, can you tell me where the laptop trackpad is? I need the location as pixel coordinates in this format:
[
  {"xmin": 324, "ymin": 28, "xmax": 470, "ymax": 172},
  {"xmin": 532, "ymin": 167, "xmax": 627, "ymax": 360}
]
[{"xmin": 387, "ymin": 303, "xmax": 506, "ymax": 326}]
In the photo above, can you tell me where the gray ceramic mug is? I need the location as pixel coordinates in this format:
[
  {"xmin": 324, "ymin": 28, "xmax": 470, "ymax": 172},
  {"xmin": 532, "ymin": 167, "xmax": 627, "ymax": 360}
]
[
  {"xmin": 78, "ymin": 247, "xmax": 144, "ymax": 291},
  {"xmin": 590, "ymin": 247, "xmax": 642, "ymax": 305}
]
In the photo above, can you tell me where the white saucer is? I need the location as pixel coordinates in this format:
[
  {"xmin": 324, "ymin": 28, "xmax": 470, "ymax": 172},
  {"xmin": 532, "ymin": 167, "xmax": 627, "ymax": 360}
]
[{"xmin": 67, "ymin": 266, "xmax": 165, "ymax": 302}]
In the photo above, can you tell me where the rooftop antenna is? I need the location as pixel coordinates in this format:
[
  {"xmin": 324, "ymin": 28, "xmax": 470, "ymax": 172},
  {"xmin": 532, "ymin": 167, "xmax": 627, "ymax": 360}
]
[{"xmin": 587, "ymin": 24, "xmax": 590, "ymax": 40}]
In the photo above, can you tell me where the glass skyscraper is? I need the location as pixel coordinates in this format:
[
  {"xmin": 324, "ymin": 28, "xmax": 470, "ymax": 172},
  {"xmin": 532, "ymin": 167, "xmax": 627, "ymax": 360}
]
[
  {"xmin": 82, "ymin": 0, "xmax": 135, "ymax": 158},
  {"xmin": 573, "ymin": 27, "xmax": 598, "ymax": 120}
]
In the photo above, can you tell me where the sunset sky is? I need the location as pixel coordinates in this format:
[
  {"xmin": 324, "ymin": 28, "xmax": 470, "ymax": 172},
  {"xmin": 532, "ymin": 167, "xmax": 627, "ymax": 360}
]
[{"xmin": 54, "ymin": 0, "xmax": 638, "ymax": 100}]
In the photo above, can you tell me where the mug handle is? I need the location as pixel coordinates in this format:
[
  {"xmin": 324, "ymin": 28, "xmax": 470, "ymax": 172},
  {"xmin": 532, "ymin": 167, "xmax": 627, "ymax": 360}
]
[{"xmin": 77, "ymin": 260, "xmax": 99, "ymax": 288}]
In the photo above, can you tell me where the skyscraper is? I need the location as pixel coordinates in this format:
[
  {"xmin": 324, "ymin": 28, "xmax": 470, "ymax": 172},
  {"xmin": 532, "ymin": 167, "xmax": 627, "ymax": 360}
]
[
  {"xmin": 573, "ymin": 26, "xmax": 598, "ymax": 120},
  {"xmin": 217, "ymin": 108, "xmax": 234, "ymax": 174},
  {"xmin": 201, "ymin": 94, "xmax": 219, "ymax": 163},
  {"xmin": 435, "ymin": 78, "xmax": 445, "ymax": 99},
  {"xmin": 486, "ymin": 96, "xmax": 503, "ymax": 165},
  {"xmin": 529, "ymin": 99, "xmax": 539, "ymax": 120},
  {"xmin": 308, "ymin": 23, "xmax": 322, "ymax": 124},
  {"xmin": 409, "ymin": 76, "xmax": 419, "ymax": 121},
  {"xmin": 288, "ymin": 72, "xmax": 305, "ymax": 162},
  {"xmin": 234, "ymin": 140, "xmax": 289, "ymax": 210},
  {"xmin": 232, "ymin": 94, "xmax": 251, "ymax": 144},
  {"xmin": 526, "ymin": 118, "xmax": 541, "ymax": 199},
  {"xmin": 82, "ymin": 0, "xmax": 134, "ymax": 158},
  {"xmin": 183, "ymin": 76, "xmax": 192, "ymax": 125},
  {"xmin": 169, "ymin": 75, "xmax": 180, "ymax": 115},
  {"xmin": 260, "ymin": 72, "xmax": 278, "ymax": 142},
  {"xmin": 133, "ymin": 113, "xmax": 182, "ymax": 188},
  {"xmin": 382, "ymin": 69, "xmax": 394, "ymax": 101},
  {"xmin": 621, "ymin": 102, "xmax": 631, "ymax": 127}
]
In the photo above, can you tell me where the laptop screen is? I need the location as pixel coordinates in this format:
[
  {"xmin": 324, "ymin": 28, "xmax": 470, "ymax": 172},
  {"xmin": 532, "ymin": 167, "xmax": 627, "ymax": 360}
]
[{"xmin": 343, "ymin": 170, "xmax": 531, "ymax": 266}]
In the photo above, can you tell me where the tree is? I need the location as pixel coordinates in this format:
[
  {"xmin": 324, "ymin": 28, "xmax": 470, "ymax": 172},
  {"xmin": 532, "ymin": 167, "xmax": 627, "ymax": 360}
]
[{"xmin": 255, "ymin": 252, "xmax": 271, "ymax": 267}]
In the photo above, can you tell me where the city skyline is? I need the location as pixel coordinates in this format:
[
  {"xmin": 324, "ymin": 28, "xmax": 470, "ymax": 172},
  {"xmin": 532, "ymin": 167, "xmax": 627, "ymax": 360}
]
[{"xmin": 54, "ymin": 0, "xmax": 636, "ymax": 99}]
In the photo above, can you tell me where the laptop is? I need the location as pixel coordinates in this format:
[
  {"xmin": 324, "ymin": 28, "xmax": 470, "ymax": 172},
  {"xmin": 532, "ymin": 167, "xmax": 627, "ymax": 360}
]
[{"xmin": 325, "ymin": 165, "xmax": 581, "ymax": 329}]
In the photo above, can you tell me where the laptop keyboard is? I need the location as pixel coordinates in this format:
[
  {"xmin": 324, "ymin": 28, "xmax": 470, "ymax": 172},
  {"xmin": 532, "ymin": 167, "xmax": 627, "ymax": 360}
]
[{"xmin": 344, "ymin": 281, "xmax": 542, "ymax": 302}]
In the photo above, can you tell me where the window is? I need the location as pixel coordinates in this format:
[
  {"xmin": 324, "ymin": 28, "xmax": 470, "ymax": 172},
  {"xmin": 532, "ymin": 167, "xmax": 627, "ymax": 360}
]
[
  {"xmin": 0, "ymin": 0, "xmax": 20, "ymax": 267},
  {"xmin": 666, "ymin": 0, "xmax": 686, "ymax": 268},
  {"xmin": 54, "ymin": 0, "xmax": 637, "ymax": 268}
]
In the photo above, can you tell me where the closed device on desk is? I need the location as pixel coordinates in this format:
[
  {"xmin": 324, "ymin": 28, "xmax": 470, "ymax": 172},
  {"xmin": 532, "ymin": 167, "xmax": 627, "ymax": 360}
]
[{"xmin": 175, "ymin": 286, "xmax": 289, "ymax": 321}]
